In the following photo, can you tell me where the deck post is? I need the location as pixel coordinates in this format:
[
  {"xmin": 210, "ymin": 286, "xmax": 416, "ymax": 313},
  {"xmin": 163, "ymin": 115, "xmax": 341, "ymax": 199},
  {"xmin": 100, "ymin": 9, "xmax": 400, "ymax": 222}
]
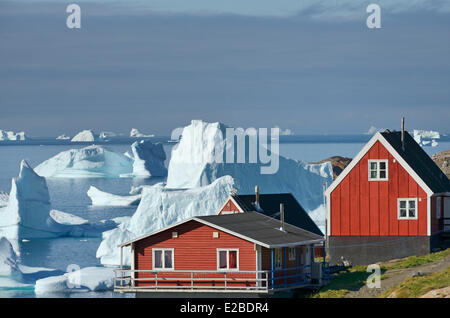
[
  {"xmin": 295, "ymin": 246, "xmax": 299, "ymax": 283},
  {"xmin": 271, "ymin": 249, "xmax": 274, "ymax": 288},
  {"xmin": 120, "ymin": 246, "xmax": 123, "ymax": 270},
  {"xmin": 284, "ymin": 247, "xmax": 287, "ymax": 287}
]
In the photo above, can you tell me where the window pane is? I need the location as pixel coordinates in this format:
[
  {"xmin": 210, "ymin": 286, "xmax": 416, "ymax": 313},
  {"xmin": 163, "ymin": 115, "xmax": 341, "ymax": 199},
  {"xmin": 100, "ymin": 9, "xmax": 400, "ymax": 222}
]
[
  {"xmin": 370, "ymin": 171, "xmax": 377, "ymax": 179},
  {"xmin": 400, "ymin": 209, "xmax": 407, "ymax": 217},
  {"xmin": 409, "ymin": 209, "xmax": 415, "ymax": 218},
  {"xmin": 409, "ymin": 200, "xmax": 415, "ymax": 209},
  {"xmin": 379, "ymin": 170, "xmax": 386, "ymax": 179},
  {"xmin": 154, "ymin": 250, "xmax": 162, "ymax": 268},
  {"xmin": 219, "ymin": 251, "xmax": 227, "ymax": 269},
  {"xmin": 400, "ymin": 201, "xmax": 406, "ymax": 208},
  {"xmin": 379, "ymin": 162, "xmax": 386, "ymax": 170},
  {"xmin": 164, "ymin": 250, "xmax": 172, "ymax": 269},
  {"xmin": 229, "ymin": 251, "xmax": 237, "ymax": 269},
  {"xmin": 370, "ymin": 162, "xmax": 377, "ymax": 170}
]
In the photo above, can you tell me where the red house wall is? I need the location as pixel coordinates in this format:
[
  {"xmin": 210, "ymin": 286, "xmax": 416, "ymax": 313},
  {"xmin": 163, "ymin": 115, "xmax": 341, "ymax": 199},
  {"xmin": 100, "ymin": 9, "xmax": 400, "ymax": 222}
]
[
  {"xmin": 218, "ymin": 198, "xmax": 241, "ymax": 215},
  {"xmin": 134, "ymin": 220, "xmax": 257, "ymax": 287},
  {"xmin": 330, "ymin": 140, "xmax": 429, "ymax": 237}
]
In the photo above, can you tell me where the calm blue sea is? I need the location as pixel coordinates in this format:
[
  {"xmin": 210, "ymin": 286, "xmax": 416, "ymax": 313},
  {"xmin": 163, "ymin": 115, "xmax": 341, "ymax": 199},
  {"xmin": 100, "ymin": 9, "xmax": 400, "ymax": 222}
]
[{"xmin": 0, "ymin": 140, "xmax": 448, "ymax": 297}]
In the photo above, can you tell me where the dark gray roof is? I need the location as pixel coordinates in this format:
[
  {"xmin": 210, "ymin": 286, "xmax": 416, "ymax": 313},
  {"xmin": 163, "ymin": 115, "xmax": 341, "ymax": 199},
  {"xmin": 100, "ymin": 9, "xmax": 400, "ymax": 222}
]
[
  {"xmin": 381, "ymin": 131, "xmax": 450, "ymax": 193},
  {"xmin": 231, "ymin": 193, "xmax": 323, "ymax": 236},
  {"xmin": 196, "ymin": 212, "xmax": 324, "ymax": 248}
]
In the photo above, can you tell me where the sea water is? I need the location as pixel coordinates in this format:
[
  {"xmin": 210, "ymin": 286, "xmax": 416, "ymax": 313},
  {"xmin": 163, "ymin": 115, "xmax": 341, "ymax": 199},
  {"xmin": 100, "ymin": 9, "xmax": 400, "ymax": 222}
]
[{"xmin": 0, "ymin": 140, "xmax": 448, "ymax": 297}]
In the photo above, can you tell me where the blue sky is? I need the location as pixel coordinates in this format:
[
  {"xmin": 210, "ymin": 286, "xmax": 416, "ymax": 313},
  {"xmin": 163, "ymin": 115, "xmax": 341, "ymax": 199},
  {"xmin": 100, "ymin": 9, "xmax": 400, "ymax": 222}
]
[{"xmin": 0, "ymin": 1, "xmax": 449, "ymax": 136}]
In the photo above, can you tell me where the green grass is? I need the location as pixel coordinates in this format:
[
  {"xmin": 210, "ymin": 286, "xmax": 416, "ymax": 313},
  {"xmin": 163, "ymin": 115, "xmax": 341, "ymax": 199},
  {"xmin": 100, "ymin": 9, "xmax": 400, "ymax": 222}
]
[
  {"xmin": 309, "ymin": 265, "xmax": 378, "ymax": 298},
  {"xmin": 383, "ymin": 249, "xmax": 450, "ymax": 271},
  {"xmin": 380, "ymin": 267, "xmax": 450, "ymax": 298}
]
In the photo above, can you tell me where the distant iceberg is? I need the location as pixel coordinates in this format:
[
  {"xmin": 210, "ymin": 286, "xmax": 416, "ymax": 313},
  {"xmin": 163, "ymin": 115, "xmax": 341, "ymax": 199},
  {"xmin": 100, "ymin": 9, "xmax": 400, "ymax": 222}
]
[
  {"xmin": 71, "ymin": 129, "xmax": 99, "ymax": 142},
  {"xmin": 0, "ymin": 130, "xmax": 27, "ymax": 141},
  {"xmin": 0, "ymin": 160, "xmax": 120, "ymax": 241},
  {"xmin": 130, "ymin": 128, "xmax": 154, "ymax": 138},
  {"xmin": 413, "ymin": 129, "xmax": 440, "ymax": 147},
  {"xmin": 87, "ymin": 186, "xmax": 141, "ymax": 206},
  {"xmin": 56, "ymin": 134, "xmax": 70, "ymax": 140},
  {"xmin": 35, "ymin": 142, "xmax": 167, "ymax": 178}
]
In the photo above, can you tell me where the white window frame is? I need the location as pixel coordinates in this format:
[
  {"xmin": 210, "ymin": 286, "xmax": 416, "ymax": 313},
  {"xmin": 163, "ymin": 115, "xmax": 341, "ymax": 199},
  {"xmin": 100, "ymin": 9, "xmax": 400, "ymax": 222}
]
[
  {"xmin": 152, "ymin": 248, "xmax": 174, "ymax": 271},
  {"xmin": 217, "ymin": 249, "xmax": 239, "ymax": 272},
  {"xmin": 368, "ymin": 159, "xmax": 389, "ymax": 181},
  {"xmin": 288, "ymin": 247, "xmax": 296, "ymax": 261},
  {"xmin": 397, "ymin": 198, "xmax": 418, "ymax": 220},
  {"xmin": 274, "ymin": 248, "xmax": 283, "ymax": 269}
]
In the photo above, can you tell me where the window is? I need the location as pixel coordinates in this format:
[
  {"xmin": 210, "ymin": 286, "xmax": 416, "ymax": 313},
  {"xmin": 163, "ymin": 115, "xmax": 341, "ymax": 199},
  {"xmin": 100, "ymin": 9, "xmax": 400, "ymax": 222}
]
[
  {"xmin": 437, "ymin": 197, "xmax": 441, "ymax": 219},
  {"xmin": 217, "ymin": 249, "xmax": 239, "ymax": 271},
  {"xmin": 288, "ymin": 247, "xmax": 296, "ymax": 261},
  {"xmin": 398, "ymin": 198, "xmax": 418, "ymax": 220},
  {"xmin": 368, "ymin": 160, "xmax": 388, "ymax": 181},
  {"xmin": 274, "ymin": 248, "xmax": 283, "ymax": 269},
  {"xmin": 153, "ymin": 249, "xmax": 174, "ymax": 270}
]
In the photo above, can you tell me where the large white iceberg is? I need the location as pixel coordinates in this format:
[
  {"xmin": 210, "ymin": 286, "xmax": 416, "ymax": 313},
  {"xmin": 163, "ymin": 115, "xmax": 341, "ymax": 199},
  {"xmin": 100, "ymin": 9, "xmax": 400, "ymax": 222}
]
[
  {"xmin": 166, "ymin": 120, "xmax": 332, "ymax": 212},
  {"xmin": 97, "ymin": 176, "xmax": 235, "ymax": 266},
  {"xmin": 35, "ymin": 145, "xmax": 133, "ymax": 178},
  {"xmin": 0, "ymin": 130, "xmax": 27, "ymax": 141},
  {"xmin": 0, "ymin": 160, "xmax": 120, "ymax": 241},
  {"xmin": 71, "ymin": 129, "xmax": 100, "ymax": 142},
  {"xmin": 413, "ymin": 129, "xmax": 440, "ymax": 147},
  {"xmin": 34, "ymin": 266, "xmax": 115, "ymax": 294},
  {"xmin": 35, "ymin": 142, "xmax": 167, "ymax": 178}
]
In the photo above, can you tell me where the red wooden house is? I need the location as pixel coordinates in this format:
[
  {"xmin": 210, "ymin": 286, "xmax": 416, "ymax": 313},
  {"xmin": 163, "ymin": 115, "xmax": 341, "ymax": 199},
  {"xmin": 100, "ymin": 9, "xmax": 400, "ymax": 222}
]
[
  {"xmin": 325, "ymin": 129, "xmax": 450, "ymax": 265},
  {"xmin": 114, "ymin": 212, "xmax": 325, "ymax": 295}
]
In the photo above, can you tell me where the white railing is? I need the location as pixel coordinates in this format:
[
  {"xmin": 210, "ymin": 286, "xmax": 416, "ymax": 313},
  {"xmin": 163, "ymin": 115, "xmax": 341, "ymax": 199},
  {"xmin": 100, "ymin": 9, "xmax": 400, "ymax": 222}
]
[{"xmin": 114, "ymin": 266, "xmax": 314, "ymax": 293}]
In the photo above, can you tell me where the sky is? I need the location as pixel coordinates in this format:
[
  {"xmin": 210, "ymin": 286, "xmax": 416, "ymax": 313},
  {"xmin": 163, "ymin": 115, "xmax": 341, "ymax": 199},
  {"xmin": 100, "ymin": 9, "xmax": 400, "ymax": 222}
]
[{"xmin": 0, "ymin": 0, "xmax": 449, "ymax": 137}]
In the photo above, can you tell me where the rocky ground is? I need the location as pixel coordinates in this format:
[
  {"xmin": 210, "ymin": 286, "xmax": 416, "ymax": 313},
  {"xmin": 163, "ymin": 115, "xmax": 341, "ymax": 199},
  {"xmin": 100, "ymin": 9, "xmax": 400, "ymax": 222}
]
[{"xmin": 431, "ymin": 150, "xmax": 450, "ymax": 178}]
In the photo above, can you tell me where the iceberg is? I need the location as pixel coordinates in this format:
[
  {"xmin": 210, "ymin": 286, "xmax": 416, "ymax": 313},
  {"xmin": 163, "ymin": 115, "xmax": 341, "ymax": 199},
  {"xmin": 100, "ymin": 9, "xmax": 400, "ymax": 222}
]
[
  {"xmin": 126, "ymin": 140, "xmax": 167, "ymax": 177},
  {"xmin": 0, "ymin": 130, "xmax": 26, "ymax": 141},
  {"xmin": 0, "ymin": 192, "xmax": 8, "ymax": 207},
  {"xmin": 34, "ymin": 267, "xmax": 115, "ymax": 294},
  {"xmin": 0, "ymin": 237, "xmax": 63, "ymax": 288},
  {"xmin": 35, "ymin": 142, "xmax": 167, "ymax": 178},
  {"xmin": 0, "ymin": 160, "xmax": 120, "ymax": 241},
  {"xmin": 56, "ymin": 134, "xmax": 70, "ymax": 140},
  {"xmin": 166, "ymin": 120, "xmax": 332, "ymax": 212},
  {"xmin": 130, "ymin": 128, "xmax": 154, "ymax": 138},
  {"xmin": 35, "ymin": 145, "xmax": 133, "ymax": 178},
  {"xmin": 71, "ymin": 129, "xmax": 99, "ymax": 142},
  {"xmin": 96, "ymin": 176, "xmax": 234, "ymax": 266},
  {"xmin": 87, "ymin": 186, "xmax": 141, "ymax": 206},
  {"xmin": 413, "ymin": 129, "xmax": 440, "ymax": 147}
]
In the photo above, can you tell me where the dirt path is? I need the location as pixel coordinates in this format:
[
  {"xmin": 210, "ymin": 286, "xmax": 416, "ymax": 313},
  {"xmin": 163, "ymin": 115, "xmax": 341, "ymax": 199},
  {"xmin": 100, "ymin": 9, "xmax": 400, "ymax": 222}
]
[{"xmin": 344, "ymin": 255, "xmax": 450, "ymax": 298}]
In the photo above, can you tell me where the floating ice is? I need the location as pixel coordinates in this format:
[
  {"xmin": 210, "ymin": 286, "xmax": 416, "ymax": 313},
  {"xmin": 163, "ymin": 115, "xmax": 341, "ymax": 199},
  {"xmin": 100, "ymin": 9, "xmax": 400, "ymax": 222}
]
[
  {"xmin": 0, "ymin": 237, "xmax": 63, "ymax": 288},
  {"xmin": 0, "ymin": 192, "xmax": 8, "ymax": 207},
  {"xmin": 124, "ymin": 140, "xmax": 167, "ymax": 177},
  {"xmin": 71, "ymin": 129, "xmax": 99, "ymax": 142},
  {"xmin": 35, "ymin": 142, "xmax": 166, "ymax": 178},
  {"xmin": 34, "ymin": 267, "xmax": 115, "ymax": 294},
  {"xmin": 130, "ymin": 128, "xmax": 154, "ymax": 138},
  {"xmin": 166, "ymin": 120, "xmax": 332, "ymax": 212},
  {"xmin": 97, "ymin": 176, "xmax": 234, "ymax": 266},
  {"xmin": 35, "ymin": 145, "xmax": 133, "ymax": 178},
  {"xmin": 0, "ymin": 130, "xmax": 27, "ymax": 141},
  {"xmin": 56, "ymin": 134, "xmax": 70, "ymax": 140},
  {"xmin": 87, "ymin": 186, "xmax": 141, "ymax": 206},
  {"xmin": 0, "ymin": 160, "xmax": 120, "ymax": 241},
  {"xmin": 413, "ymin": 129, "xmax": 440, "ymax": 147}
]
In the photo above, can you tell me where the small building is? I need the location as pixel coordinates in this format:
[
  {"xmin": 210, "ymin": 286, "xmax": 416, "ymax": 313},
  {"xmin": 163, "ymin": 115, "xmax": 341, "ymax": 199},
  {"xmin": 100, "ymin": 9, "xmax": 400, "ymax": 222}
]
[
  {"xmin": 325, "ymin": 129, "xmax": 450, "ymax": 265},
  {"xmin": 217, "ymin": 190, "xmax": 323, "ymax": 237},
  {"xmin": 114, "ymin": 212, "xmax": 325, "ymax": 295}
]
